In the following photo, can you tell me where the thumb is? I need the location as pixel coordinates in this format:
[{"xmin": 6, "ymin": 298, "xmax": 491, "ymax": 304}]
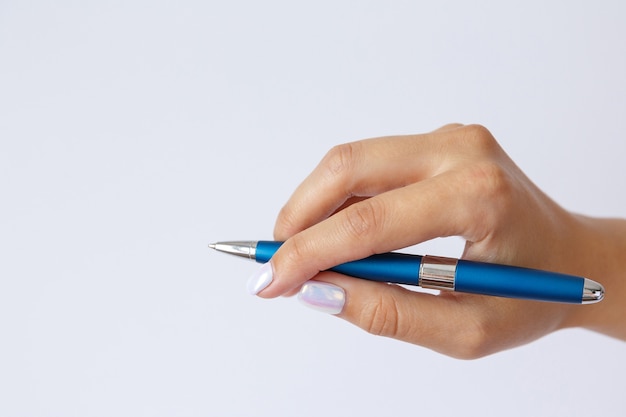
[{"xmin": 297, "ymin": 272, "xmax": 503, "ymax": 359}]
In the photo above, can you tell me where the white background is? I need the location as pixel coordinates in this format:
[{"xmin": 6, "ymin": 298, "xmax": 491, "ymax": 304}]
[{"xmin": 1, "ymin": 1, "xmax": 624, "ymax": 416}]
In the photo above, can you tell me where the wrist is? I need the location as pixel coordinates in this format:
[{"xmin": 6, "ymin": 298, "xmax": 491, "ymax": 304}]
[{"xmin": 559, "ymin": 215, "xmax": 626, "ymax": 339}]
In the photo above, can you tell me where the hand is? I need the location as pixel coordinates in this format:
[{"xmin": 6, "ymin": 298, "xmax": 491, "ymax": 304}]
[{"xmin": 250, "ymin": 124, "xmax": 626, "ymax": 358}]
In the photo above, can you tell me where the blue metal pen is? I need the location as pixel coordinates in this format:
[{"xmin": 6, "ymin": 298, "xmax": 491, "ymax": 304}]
[{"xmin": 209, "ymin": 240, "xmax": 604, "ymax": 304}]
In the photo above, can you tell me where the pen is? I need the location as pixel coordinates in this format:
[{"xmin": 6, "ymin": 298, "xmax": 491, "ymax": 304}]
[{"xmin": 208, "ymin": 240, "xmax": 605, "ymax": 304}]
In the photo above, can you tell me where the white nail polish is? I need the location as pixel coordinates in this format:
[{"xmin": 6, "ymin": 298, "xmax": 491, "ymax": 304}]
[
  {"xmin": 247, "ymin": 262, "xmax": 273, "ymax": 295},
  {"xmin": 298, "ymin": 281, "xmax": 345, "ymax": 315}
]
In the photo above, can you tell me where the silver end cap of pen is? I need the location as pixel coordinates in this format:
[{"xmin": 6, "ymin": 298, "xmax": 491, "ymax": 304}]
[{"xmin": 582, "ymin": 278, "xmax": 605, "ymax": 304}]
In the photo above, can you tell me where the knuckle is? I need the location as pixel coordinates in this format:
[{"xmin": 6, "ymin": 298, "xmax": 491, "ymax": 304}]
[
  {"xmin": 321, "ymin": 143, "xmax": 358, "ymax": 179},
  {"xmin": 359, "ymin": 294, "xmax": 402, "ymax": 338},
  {"xmin": 439, "ymin": 122, "xmax": 464, "ymax": 131},
  {"xmin": 340, "ymin": 198, "xmax": 385, "ymax": 240},
  {"xmin": 282, "ymin": 234, "xmax": 312, "ymax": 268},
  {"xmin": 461, "ymin": 124, "xmax": 499, "ymax": 154},
  {"xmin": 452, "ymin": 317, "xmax": 494, "ymax": 360},
  {"xmin": 274, "ymin": 204, "xmax": 299, "ymax": 240},
  {"xmin": 450, "ymin": 161, "xmax": 516, "ymax": 242},
  {"xmin": 463, "ymin": 161, "xmax": 513, "ymax": 203}
]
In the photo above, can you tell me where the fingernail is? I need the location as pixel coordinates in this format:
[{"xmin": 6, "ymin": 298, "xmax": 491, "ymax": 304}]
[
  {"xmin": 298, "ymin": 281, "xmax": 345, "ymax": 315},
  {"xmin": 247, "ymin": 262, "xmax": 273, "ymax": 295}
]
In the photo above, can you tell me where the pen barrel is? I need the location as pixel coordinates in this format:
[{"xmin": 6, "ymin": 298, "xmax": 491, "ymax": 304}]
[
  {"xmin": 255, "ymin": 241, "xmax": 283, "ymax": 262},
  {"xmin": 254, "ymin": 241, "xmax": 587, "ymax": 303},
  {"xmin": 330, "ymin": 252, "xmax": 421, "ymax": 286},
  {"xmin": 255, "ymin": 241, "xmax": 421, "ymax": 286},
  {"xmin": 455, "ymin": 260, "xmax": 585, "ymax": 304}
]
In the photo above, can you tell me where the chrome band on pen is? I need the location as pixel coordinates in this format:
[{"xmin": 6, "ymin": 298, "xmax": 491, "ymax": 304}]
[{"xmin": 418, "ymin": 255, "xmax": 457, "ymax": 291}]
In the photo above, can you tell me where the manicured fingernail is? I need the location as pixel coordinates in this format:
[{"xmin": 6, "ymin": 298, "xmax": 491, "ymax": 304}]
[
  {"xmin": 247, "ymin": 262, "xmax": 273, "ymax": 295},
  {"xmin": 298, "ymin": 281, "xmax": 345, "ymax": 315}
]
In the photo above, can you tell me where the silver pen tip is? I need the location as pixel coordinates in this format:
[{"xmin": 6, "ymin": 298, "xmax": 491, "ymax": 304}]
[{"xmin": 206, "ymin": 241, "xmax": 257, "ymax": 260}]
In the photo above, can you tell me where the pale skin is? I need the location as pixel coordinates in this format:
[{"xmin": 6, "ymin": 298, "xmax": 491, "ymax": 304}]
[{"xmin": 256, "ymin": 124, "xmax": 626, "ymax": 359}]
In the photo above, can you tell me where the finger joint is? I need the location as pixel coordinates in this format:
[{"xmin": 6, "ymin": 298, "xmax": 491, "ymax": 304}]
[{"xmin": 340, "ymin": 198, "xmax": 385, "ymax": 241}]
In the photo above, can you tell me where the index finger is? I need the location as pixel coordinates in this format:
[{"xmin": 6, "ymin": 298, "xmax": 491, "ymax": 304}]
[{"xmin": 261, "ymin": 169, "xmax": 492, "ymax": 298}]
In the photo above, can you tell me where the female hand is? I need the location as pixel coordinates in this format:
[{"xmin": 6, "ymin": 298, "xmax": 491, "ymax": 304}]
[{"xmin": 248, "ymin": 124, "xmax": 626, "ymax": 358}]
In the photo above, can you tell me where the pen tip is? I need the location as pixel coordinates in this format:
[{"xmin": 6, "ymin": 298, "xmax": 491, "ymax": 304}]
[{"xmin": 208, "ymin": 243, "xmax": 216, "ymax": 250}]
